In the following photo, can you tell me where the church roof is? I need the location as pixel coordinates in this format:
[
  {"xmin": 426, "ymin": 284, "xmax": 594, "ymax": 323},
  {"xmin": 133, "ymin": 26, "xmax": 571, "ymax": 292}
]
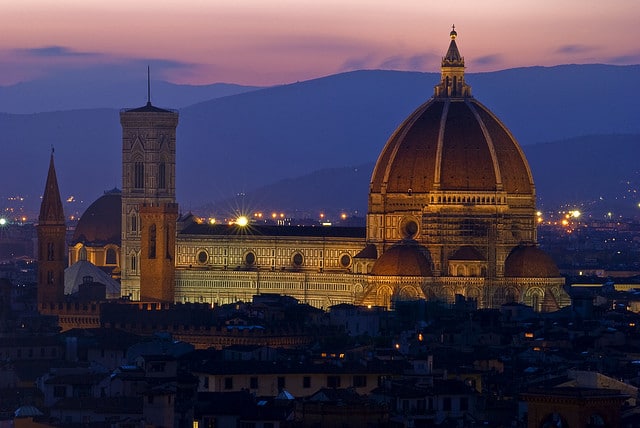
[
  {"xmin": 354, "ymin": 243, "xmax": 378, "ymax": 259},
  {"xmin": 123, "ymin": 101, "xmax": 176, "ymax": 113},
  {"xmin": 65, "ymin": 260, "xmax": 121, "ymax": 298},
  {"xmin": 370, "ymin": 28, "xmax": 534, "ymax": 196},
  {"xmin": 504, "ymin": 245, "xmax": 561, "ymax": 278},
  {"xmin": 371, "ymin": 241, "xmax": 432, "ymax": 276},
  {"xmin": 180, "ymin": 223, "xmax": 365, "ymax": 238},
  {"xmin": 72, "ymin": 189, "xmax": 122, "ymax": 246},
  {"xmin": 39, "ymin": 153, "xmax": 65, "ymax": 224}
]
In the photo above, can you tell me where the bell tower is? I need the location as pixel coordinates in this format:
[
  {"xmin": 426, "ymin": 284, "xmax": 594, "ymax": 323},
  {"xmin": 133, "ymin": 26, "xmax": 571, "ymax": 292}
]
[
  {"xmin": 139, "ymin": 202, "xmax": 178, "ymax": 302},
  {"xmin": 37, "ymin": 151, "xmax": 66, "ymax": 310},
  {"xmin": 120, "ymin": 73, "xmax": 179, "ymax": 300}
]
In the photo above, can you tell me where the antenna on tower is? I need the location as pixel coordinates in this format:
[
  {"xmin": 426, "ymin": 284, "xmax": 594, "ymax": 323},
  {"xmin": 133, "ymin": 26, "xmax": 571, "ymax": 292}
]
[{"xmin": 147, "ymin": 65, "xmax": 151, "ymax": 106}]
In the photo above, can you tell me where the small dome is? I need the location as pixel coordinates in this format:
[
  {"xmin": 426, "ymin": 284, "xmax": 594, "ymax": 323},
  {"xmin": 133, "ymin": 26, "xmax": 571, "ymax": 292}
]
[
  {"xmin": 72, "ymin": 189, "xmax": 121, "ymax": 246},
  {"xmin": 15, "ymin": 405, "xmax": 43, "ymax": 418},
  {"xmin": 449, "ymin": 246, "xmax": 484, "ymax": 261},
  {"xmin": 371, "ymin": 242, "xmax": 432, "ymax": 276},
  {"xmin": 504, "ymin": 245, "xmax": 560, "ymax": 278}
]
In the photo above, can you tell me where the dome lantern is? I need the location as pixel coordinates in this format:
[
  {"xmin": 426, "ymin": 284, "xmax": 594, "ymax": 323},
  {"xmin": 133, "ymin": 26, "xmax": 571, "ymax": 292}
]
[{"xmin": 435, "ymin": 25, "xmax": 471, "ymax": 98}]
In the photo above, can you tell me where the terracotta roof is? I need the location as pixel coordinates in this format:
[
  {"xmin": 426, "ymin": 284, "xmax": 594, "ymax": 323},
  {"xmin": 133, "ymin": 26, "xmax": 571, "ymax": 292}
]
[
  {"xmin": 504, "ymin": 245, "xmax": 561, "ymax": 278},
  {"xmin": 371, "ymin": 242, "xmax": 432, "ymax": 276},
  {"xmin": 370, "ymin": 98, "xmax": 534, "ymax": 195},
  {"xmin": 180, "ymin": 223, "xmax": 365, "ymax": 238},
  {"xmin": 370, "ymin": 29, "xmax": 533, "ymax": 197},
  {"xmin": 354, "ymin": 243, "xmax": 377, "ymax": 259}
]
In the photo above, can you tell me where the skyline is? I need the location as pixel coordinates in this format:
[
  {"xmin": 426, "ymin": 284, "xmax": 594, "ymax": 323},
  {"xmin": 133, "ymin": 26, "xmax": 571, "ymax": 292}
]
[{"xmin": 1, "ymin": 1, "xmax": 639, "ymax": 86}]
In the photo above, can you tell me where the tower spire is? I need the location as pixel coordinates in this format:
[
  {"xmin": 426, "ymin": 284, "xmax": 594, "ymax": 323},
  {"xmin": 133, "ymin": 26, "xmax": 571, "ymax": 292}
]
[
  {"xmin": 434, "ymin": 26, "xmax": 471, "ymax": 98},
  {"xmin": 147, "ymin": 65, "xmax": 151, "ymax": 106},
  {"xmin": 37, "ymin": 151, "xmax": 67, "ymax": 308},
  {"xmin": 39, "ymin": 151, "xmax": 65, "ymax": 224}
]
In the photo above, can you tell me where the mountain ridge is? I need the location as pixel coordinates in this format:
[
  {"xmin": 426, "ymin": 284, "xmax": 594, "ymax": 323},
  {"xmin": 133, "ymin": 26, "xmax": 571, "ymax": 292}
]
[{"xmin": 0, "ymin": 65, "xmax": 638, "ymax": 218}]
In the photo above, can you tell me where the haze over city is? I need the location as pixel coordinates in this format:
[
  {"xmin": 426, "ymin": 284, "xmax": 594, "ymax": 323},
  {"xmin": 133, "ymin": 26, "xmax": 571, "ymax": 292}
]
[{"xmin": 1, "ymin": 0, "xmax": 639, "ymax": 86}]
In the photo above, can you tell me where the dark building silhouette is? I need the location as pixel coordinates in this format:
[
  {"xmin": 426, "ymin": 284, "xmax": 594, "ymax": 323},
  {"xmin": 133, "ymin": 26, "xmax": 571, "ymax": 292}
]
[{"xmin": 37, "ymin": 152, "xmax": 66, "ymax": 310}]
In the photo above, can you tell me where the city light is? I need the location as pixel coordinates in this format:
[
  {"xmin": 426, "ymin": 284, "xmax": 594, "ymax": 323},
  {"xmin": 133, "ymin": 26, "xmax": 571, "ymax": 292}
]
[
  {"xmin": 208, "ymin": 218, "xmax": 216, "ymax": 225},
  {"xmin": 0, "ymin": 218, "xmax": 6, "ymax": 226},
  {"xmin": 236, "ymin": 216, "xmax": 249, "ymax": 227}
]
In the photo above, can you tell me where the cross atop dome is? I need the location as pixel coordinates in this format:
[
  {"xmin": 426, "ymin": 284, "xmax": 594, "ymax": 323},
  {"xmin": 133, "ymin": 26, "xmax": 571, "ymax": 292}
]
[{"xmin": 434, "ymin": 26, "xmax": 472, "ymax": 98}]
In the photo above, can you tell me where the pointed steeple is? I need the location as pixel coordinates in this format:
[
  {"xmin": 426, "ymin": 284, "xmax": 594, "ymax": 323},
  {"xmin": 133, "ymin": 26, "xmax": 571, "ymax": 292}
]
[
  {"xmin": 39, "ymin": 150, "xmax": 65, "ymax": 225},
  {"xmin": 434, "ymin": 26, "xmax": 472, "ymax": 98},
  {"xmin": 442, "ymin": 25, "xmax": 463, "ymax": 66},
  {"xmin": 37, "ymin": 149, "xmax": 67, "ymax": 309}
]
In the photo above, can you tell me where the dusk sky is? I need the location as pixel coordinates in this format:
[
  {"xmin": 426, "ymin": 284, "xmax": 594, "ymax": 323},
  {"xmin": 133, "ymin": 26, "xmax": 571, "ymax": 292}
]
[{"xmin": 1, "ymin": 1, "xmax": 639, "ymax": 86}]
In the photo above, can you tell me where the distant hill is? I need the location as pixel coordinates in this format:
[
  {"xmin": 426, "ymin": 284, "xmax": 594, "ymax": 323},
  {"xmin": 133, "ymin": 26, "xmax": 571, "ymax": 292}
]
[
  {"xmin": 524, "ymin": 134, "xmax": 640, "ymax": 215},
  {"xmin": 0, "ymin": 80, "xmax": 261, "ymax": 114},
  {"xmin": 1, "ymin": 65, "xmax": 638, "ymax": 218},
  {"xmin": 205, "ymin": 134, "xmax": 640, "ymax": 218}
]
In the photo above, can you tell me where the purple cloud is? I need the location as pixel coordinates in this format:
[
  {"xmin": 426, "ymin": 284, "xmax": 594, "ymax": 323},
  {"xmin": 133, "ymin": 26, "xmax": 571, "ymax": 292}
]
[
  {"xmin": 14, "ymin": 46, "xmax": 97, "ymax": 57},
  {"xmin": 608, "ymin": 53, "xmax": 640, "ymax": 64},
  {"xmin": 378, "ymin": 53, "xmax": 439, "ymax": 71},
  {"xmin": 340, "ymin": 54, "xmax": 377, "ymax": 71},
  {"xmin": 555, "ymin": 44, "xmax": 597, "ymax": 55},
  {"xmin": 474, "ymin": 54, "xmax": 503, "ymax": 66}
]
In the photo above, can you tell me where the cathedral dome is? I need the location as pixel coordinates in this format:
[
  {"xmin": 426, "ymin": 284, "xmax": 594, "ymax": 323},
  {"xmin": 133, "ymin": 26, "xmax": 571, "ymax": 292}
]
[
  {"xmin": 504, "ymin": 245, "xmax": 561, "ymax": 278},
  {"xmin": 370, "ymin": 97, "xmax": 533, "ymax": 195},
  {"xmin": 371, "ymin": 242, "xmax": 432, "ymax": 276},
  {"xmin": 72, "ymin": 189, "xmax": 122, "ymax": 246},
  {"xmin": 370, "ymin": 29, "xmax": 533, "ymax": 197}
]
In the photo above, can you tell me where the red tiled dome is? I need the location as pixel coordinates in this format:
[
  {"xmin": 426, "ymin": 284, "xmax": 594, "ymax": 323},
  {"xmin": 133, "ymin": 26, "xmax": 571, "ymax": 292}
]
[
  {"xmin": 371, "ymin": 242, "xmax": 432, "ymax": 276},
  {"xmin": 370, "ymin": 98, "xmax": 534, "ymax": 195},
  {"xmin": 504, "ymin": 245, "xmax": 561, "ymax": 278}
]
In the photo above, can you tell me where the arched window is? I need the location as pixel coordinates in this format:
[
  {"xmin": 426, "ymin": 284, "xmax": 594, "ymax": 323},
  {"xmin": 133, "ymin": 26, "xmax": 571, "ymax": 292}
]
[
  {"xmin": 106, "ymin": 248, "xmax": 117, "ymax": 265},
  {"xmin": 131, "ymin": 214, "xmax": 137, "ymax": 232},
  {"xmin": 47, "ymin": 242, "xmax": 55, "ymax": 261},
  {"xmin": 158, "ymin": 162, "xmax": 166, "ymax": 189},
  {"xmin": 148, "ymin": 224, "xmax": 156, "ymax": 259},
  {"xmin": 130, "ymin": 254, "xmax": 137, "ymax": 272},
  {"xmin": 134, "ymin": 162, "xmax": 144, "ymax": 189}
]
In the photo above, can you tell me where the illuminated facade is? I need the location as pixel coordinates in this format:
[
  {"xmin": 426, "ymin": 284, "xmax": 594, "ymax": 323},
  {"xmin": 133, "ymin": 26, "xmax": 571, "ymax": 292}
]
[
  {"xmin": 75, "ymin": 29, "xmax": 568, "ymax": 311},
  {"xmin": 360, "ymin": 28, "xmax": 569, "ymax": 310}
]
